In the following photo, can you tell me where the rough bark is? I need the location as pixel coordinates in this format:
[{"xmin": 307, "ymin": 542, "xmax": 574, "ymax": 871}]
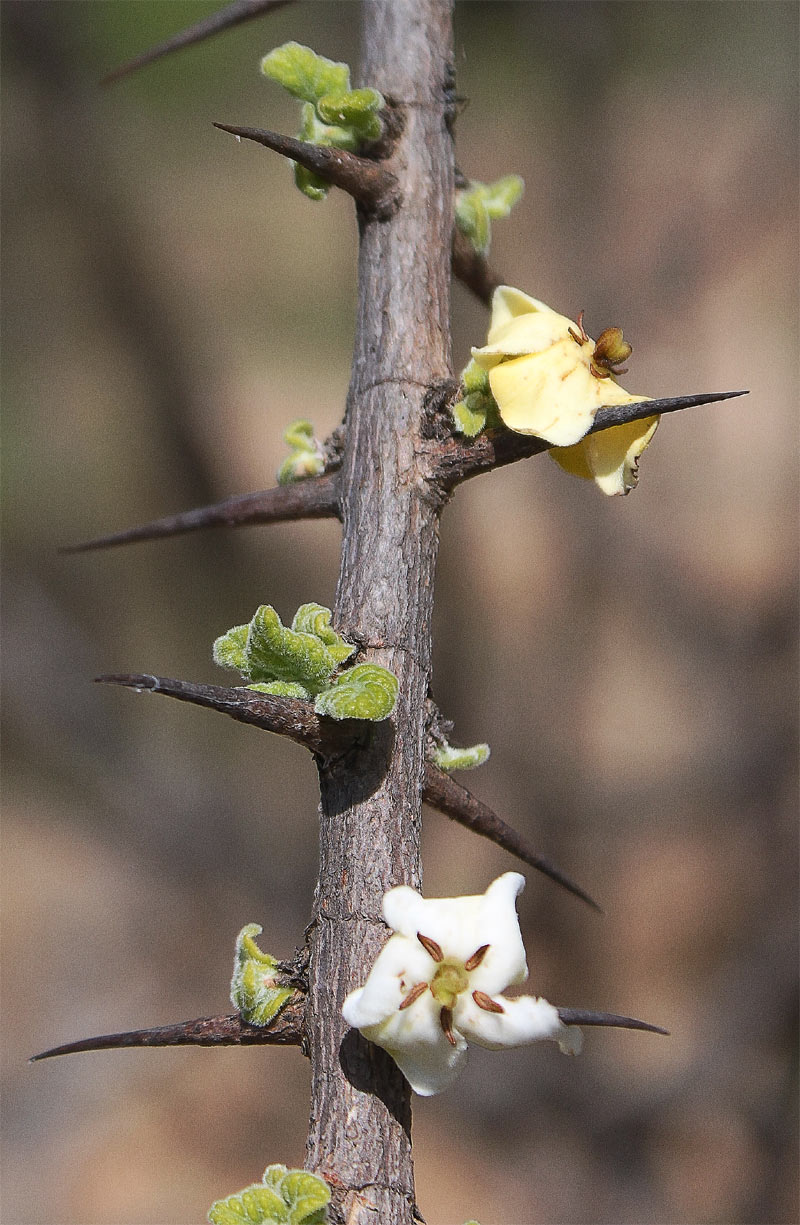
[{"xmin": 303, "ymin": 2, "xmax": 454, "ymax": 1221}]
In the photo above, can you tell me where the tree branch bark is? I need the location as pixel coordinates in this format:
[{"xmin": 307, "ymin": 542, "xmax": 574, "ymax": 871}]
[{"xmin": 303, "ymin": 3, "xmax": 454, "ymax": 1220}]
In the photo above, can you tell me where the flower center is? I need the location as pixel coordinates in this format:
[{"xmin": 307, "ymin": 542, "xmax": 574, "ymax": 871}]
[{"xmin": 430, "ymin": 963, "xmax": 469, "ymax": 1009}]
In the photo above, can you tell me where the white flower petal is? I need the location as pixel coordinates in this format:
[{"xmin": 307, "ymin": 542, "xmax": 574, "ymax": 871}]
[
  {"xmin": 467, "ymin": 872, "xmax": 529, "ymax": 994},
  {"xmin": 350, "ymin": 986, "xmax": 468, "ymax": 1097},
  {"xmin": 459, "ymin": 994, "xmax": 583, "ymax": 1056},
  {"xmin": 380, "ymin": 1026, "xmax": 468, "ymax": 1097},
  {"xmin": 341, "ymin": 932, "xmax": 436, "ymax": 1028}
]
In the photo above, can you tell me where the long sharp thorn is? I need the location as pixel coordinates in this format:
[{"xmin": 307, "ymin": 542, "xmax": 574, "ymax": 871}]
[
  {"xmin": 93, "ymin": 673, "xmax": 356, "ymax": 759},
  {"xmin": 591, "ymin": 389, "xmax": 748, "ymax": 433},
  {"xmin": 30, "ymin": 1011, "xmax": 303, "ymax": 1061},
  {"xmin": 102, "ymin": 0, "xmax": 292, "ymax": 86},
  {"xmin": 61, "ymin": 474, "xmax": 339, "ymax": 554},
  {"xmin": 557, "ymin": 1008, "xmax": 669, "ymax": 1035},
  {"xmin": 423, "ymin": 764, "xmax": 602, "ymax": 912},
  {"xmin": 214, "ymin": 123, "xmax": 398, "ymax": 214}
]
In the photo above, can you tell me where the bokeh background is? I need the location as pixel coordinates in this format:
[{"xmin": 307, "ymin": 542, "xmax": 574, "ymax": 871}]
[{"xmin": 2, "ymin": 3, "xmax": 797, "ymax": 1223}]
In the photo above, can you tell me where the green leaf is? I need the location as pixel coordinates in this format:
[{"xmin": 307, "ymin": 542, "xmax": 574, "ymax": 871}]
[
  {"xmin": 208, "ymin": 1184, "xmax": 287, "ymax": 1225},
  {"xmin": 431, "ymin": 741, "xmax": 491, "ymax": 772},
  {"xmin": 461, "ymin": 358, "xmax": 491, "ymax": 395},
  {"xmin": 208, "ymin": 1166, "xmax": 331, "ymax": 1225},
  {"xmin": 455, "ymin": 175, "xmax": 524, "ymax": 255},
  {"xmin": 263, "ymin": 1167, "xmax": 331, "ymax": 1223},
  {"xmin": 483, "ymin": 174, "xmax": 524, "ymax": 217},
  {"xmin": 246, "ymin": 681, "xmax": 313, "ymax": 700},
  {"xmin": 277, "ymin": 451, "xmax": 325, "ymax": 483},
  {"xmin": 213, "ymin": 623, "xmax": 249, "ymax": 672},
  {"xmin": 261, "ymin": 42, "xmax": 350, "ymax": 104},
  {"xmin": 452, "ymin": 392, "xmax": 489, "ymax": 437},
  {"xmin": 294, "ymin": 163, "xmax": 330, "ymax": 202},
  {"xmin": 277, "ymin": 420, "xmax": 325, "ymax": 484},
  {"xmin": 292, "ymin": 604, "xmax": 356, "ymax": 664},
  {"xmin": 282, "ymin": 420, "xmax": 316, "ymax": 450},
  {"xmin": 297, "ymin": 101, "xmax": 357, "ymax": 152},
  {"xmin": 230, "ymin": 925, "xmax": 293, "ymax": 1027},
  {"xmin": 292, "ymin": 102, "xmax": 357, "ymax": 200},
  {"xmin": 316, "ymin": 89, "xmax": 385, "ymax": 141},
  {"xmin": 244, "ymin": 605, "xmax": 338, "ymax": 690},
  {"xmin": 455, "ymin": 193, "xmax": 490, "ymax": 255},
  {"xmin": 314, "ymin": 663, "xmax": 398, "ymax": 722}
]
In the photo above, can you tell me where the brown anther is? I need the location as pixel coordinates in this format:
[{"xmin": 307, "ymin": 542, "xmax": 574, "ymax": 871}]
[
  {"xmin": 398, "ymin": 982, "xmax": 429, "ymax": 1011},
  {"xmin": 439, "ymin": 1006, "xmax": 457, "ymax": 1046},
  {"xmin": 417, "ymin": 932, "xmax": 444, "ymax": 962},
  {"xmin": 472, "ymin": 990, "xmax": 505, "ymax": 1014},
  {"xmin": 464, "ymin": 944, "xmax": 490, "ymax": 971},
  {"xmin": 568, "ymin": 309, "xmax": 590, "ymax": 346}
]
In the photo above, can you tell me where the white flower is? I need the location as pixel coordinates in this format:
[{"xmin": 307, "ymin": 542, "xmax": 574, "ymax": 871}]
[{"xmin": 342, "ymin": 872, "xmax": 582, "ymax": 1096}]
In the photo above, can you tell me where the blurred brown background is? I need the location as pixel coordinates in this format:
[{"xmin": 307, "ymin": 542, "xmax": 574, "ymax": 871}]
[{"xmin": 2, "ymin": 3, "xmax": 797, "ymax": 1223}]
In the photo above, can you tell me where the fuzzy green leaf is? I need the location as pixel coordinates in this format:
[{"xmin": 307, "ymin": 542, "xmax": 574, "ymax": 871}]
[
  {"xmin": 263, "ymin": 1166, "xmax": 331, "ymax": 1223},
  {"xmin": 277, "ymin": 421, "xmax": 325, "ymax": 484},
  {"xmin": 292, "ymin": 604, "xmax": 356, "ymax": 664},
  {"xmin": 316, "ymin": 88, "xmax": 384, "ymax": 141},
  {"xmin": 456, "ymin": 194, "xmax": 490, "ymax": 255},
  {"xmin": 282, "ymin": 420, "xmax": 316, "ymax": 450},
  {"xmin": 297, "ymin": 101, "xmax": 357, "ymax": 151},
  {"xmin": 461, "ymin": 357, "xmax": 491, "ymax": 395},
  {"xmin": 208, "ymin": 1165, "xmax": 330, "ymax": 1225},
  {"xmin": 314, "ymin": 663, "xmax": 398, "ymax": 722},
  {"xmin": 244, "ymin": 605, "xmax": 338, "ymax": 690},
  {"xmin": 431, "ymin": 741, "xmax": 491, "ymax": 772},
  {"xmin": 246, "ymin": 681, "xmax": 313, "ymax": 700},
  {"xmin": 294, "ymin": 163, "xmax": 329, "ymax": 202},
  {"xmin": 208, "ymin": 1183, "xmax": 287, "ymax": 1225},
  {"xmin": 292, "ymin": 102, "xmax": 357, "ymax": 200},
  {"xmin": 455, "ymin": 175, "xmax": 524, "ymax": 255},
  {"xmin": 277, "ymin": 451, "xmax": 325, "ymax": 483},
  {"xmin": 213, "ymin": 623, "xmax": 249, "ymax": 672},
  {"xmin": 482, "ymin": 174, "xmax": 524, "ymax": 217},
  {"xmin": 261, "ymin": 42, "xmax": 349, "ymax": 104},
  {"xmin": 230, "ymin": 925, "xmax": 293, "ymax": 1027},
  {"xmin": 451, "ymin": 392, "xmax": 489, "ymax": 437}
]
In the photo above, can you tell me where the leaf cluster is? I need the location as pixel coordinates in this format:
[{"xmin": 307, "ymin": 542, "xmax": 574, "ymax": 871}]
[
  {"xmin": 261, "ymin": 42, "xmax": 385, "ymax": 199},
  {"xmin": 208, "ymin": 1164, "xmax": 330, "ymax": 1225},
  {"xmin": 213, "ymin": 602, "xmax": 398, "ymax": 722}
]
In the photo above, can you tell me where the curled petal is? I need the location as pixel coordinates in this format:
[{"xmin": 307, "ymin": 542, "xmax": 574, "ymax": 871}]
[
  {"xmin": 458, "ymin": 994, "xmax": 583, "ymax": 1056},
  {"xmin": 384, "ymin": 873, "xmax": 528, "ymax": 991},
  {"xmin": 342, "ymin": 933, "xmax": 435, "ymax": 1029},
  {"xmin": 551, "ymin": 414, "xmax": 660, "ymax": 496},
  {"xmin": 345, "ymin": 980, "xmax": 468, "ymax": 1096}
]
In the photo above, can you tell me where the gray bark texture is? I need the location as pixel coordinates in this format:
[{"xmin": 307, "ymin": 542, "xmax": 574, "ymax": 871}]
[{"xmin": 303, "ymin": 1, "xmax": 455, "ymax": 1221}]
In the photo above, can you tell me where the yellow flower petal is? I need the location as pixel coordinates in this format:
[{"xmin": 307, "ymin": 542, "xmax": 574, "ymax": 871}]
[
  {"xmin": 471, "ymin": 286, "xmax": 647, "ymax": 447},
  {"xmin": 550, "ymin": 415, "xmax": 660, "ymax": 496}
]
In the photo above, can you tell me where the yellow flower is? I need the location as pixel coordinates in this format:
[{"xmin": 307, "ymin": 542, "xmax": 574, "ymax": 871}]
[{"xmin": 470, "ymin": 286, "xmax": 659, "ymax": 495}]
